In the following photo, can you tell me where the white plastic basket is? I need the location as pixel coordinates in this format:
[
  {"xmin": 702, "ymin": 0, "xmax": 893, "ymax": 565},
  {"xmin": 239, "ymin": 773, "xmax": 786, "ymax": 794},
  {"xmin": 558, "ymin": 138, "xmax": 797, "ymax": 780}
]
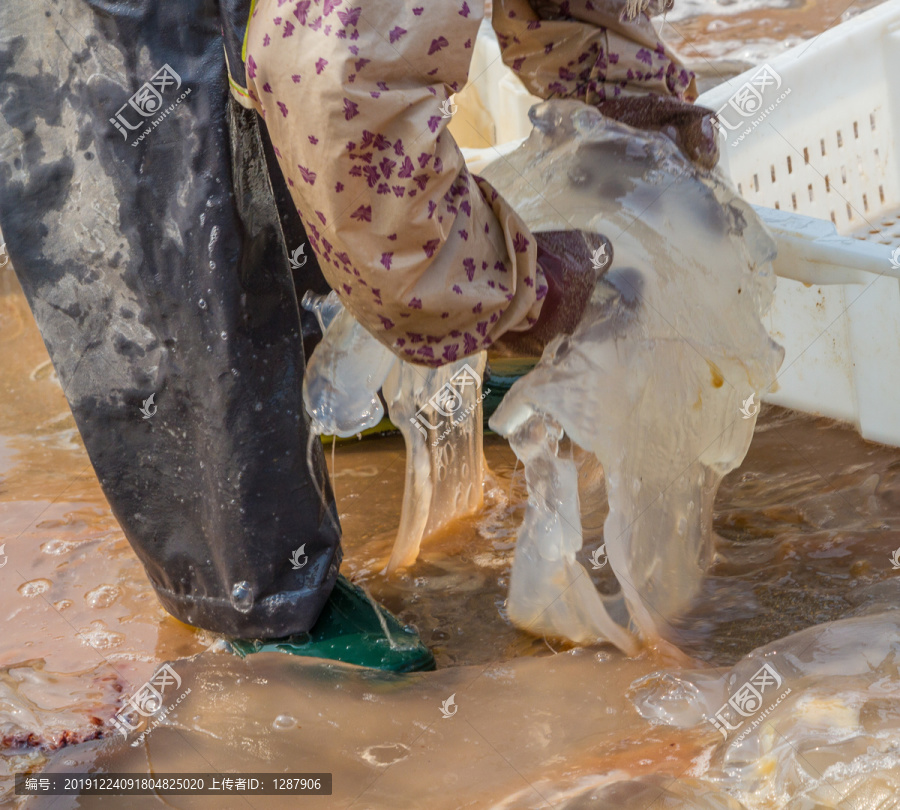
[
  {"xmin": 699, "ymin": 2, "xmax": 900, "ymax": 237},
  {"xmin": 697, "ymin": 0, "xmax": 900, "ymax": 446},
  {"xmin": 459, "ymin": 2, "xmax": 900, "ymax": 446}
]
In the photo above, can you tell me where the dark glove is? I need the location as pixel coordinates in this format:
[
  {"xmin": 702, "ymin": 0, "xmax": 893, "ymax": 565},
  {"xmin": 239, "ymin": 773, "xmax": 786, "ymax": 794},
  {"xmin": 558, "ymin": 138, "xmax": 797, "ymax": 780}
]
[
  {"xmin": 595, "ymin": 95, "xmax": 720, "ymax": 170},
  {"xmin": 491, "ymin": 230, "xmax": 613, "ymax": 357}
]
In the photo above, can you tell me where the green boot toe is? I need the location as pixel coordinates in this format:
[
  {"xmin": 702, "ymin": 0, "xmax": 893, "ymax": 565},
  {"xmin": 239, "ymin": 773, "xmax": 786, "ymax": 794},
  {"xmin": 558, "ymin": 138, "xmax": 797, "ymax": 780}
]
[{"xmin": 228, "ymin": 575, "xmax": 435, "ymax": 673}]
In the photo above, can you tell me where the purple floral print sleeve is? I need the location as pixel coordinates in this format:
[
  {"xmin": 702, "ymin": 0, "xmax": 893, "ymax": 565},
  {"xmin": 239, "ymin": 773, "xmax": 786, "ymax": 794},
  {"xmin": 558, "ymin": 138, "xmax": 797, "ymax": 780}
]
[
  {"xmin": 242, "ymin": 0, "xmax": 694, "ymax": 367},
  {"xmin": 244, "ymin": 0, "xmax": 546, "ymax": 366},
  {"xmin": 492, "ymin": 0, "xmax": 696, "ymax": 103}
]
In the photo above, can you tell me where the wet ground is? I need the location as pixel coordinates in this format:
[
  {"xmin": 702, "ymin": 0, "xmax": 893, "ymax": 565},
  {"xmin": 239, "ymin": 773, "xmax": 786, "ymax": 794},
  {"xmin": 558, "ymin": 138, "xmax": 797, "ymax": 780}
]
[
  {"xmin": 660, "ymin": 0, "xmax": 888, "ymax": 64},
  {"xmin": 4, "ymin": 245, "xmax": 900, "ymax": 806},
  {"xmin": 2, "ymin": 0, "xmax": 900, "ymax": 806}
]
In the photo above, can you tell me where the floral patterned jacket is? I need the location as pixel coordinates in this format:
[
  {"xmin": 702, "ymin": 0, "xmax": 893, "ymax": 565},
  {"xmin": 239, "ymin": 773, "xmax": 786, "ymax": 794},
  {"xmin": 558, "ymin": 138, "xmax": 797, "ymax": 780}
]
[{"xmin": 223, "ymin": 0, "xmax": 694, "ymax": 366}]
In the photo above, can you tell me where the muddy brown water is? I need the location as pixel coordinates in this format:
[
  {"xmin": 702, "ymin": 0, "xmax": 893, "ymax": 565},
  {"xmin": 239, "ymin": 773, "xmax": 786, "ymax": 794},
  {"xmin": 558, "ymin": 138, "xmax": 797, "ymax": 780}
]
[
  {"xmin": 4, "ymin": 237, "xmax": 900, "ymax": 807},
  {"xmin": 2, "ymin": 2, "xmax": 900, "ymax": 805}
]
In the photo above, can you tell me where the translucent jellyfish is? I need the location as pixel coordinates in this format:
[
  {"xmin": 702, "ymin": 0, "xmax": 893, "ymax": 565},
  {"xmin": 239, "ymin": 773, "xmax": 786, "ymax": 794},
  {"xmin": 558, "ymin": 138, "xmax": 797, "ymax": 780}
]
[
  {"xmin": 483, "ymin": 100, "xmax": 784, "ymax": 651},
  {"xmin": 302, "ymin": 293, "xmax": 486, "ymax": 570}
]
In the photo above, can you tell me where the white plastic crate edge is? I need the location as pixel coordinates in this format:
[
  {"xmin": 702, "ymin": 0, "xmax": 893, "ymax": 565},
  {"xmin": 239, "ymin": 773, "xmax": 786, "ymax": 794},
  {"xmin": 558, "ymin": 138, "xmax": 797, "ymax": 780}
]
[
  {"xmin": 695, "ymin": 0, "xmax": 900, "ymax": 229},
  {"xmin": 697, "ymin": 0, "xmax": 900, "ymax": 446},
  {"xmin": 457, "ymin": 5, "xmax": 900, "ymax": 445}
]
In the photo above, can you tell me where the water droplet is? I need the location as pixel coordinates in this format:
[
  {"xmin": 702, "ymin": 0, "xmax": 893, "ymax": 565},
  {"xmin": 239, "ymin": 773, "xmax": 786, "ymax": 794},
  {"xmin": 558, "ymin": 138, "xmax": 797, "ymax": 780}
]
[
  {"xmin": 198, "ymin": 298, "xmax": 207, "ymax": 310},
  {"xmin": 209, "ymin": 261, "xmax": 216, "ymax": 270},
  {"xmin": 231, "ymin": 581, "xmax": 254, "ymax": 613},
  {"xmin": 54, "ymin": 599, "xmax": 72, "ymax": 611},
  {"xmin": 85, "ymin": 584, "xmax": 120, "ymax": 609},
  {"xmin": 220, "ymin": 331, "xmax": 228, "ymax": 341},
  {"xmin": 18, "ymin": 579, "xmax": 52, "ymax": 597},
  {"xmin": 273, "ymin": 714, "xmax": 297, "ymax": 731}
]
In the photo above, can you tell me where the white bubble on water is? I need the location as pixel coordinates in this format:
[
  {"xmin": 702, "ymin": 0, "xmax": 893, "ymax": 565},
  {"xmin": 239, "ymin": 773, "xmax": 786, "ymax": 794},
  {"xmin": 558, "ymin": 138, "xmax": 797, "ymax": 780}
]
[
  {"xmin": 471, "ymin": 552, "xmax": 508, "ymax": 569},
  {"xmin": 273, "ymin": 715, "xmax": 297, "ymax": 731},
  {"xmin": 78, "ymin": 620, "xmax": 124, "ymax": 649},
  {"xmin": 85, "ymin": 585, "xmax": 120, "ymax": 609},
  {"xmin": 361, "ymin": 743, "xmax": 410, "ymax": 767},
  {"xmin": 41, "ymin": 539, "xmax": 75, "ymax": 555},
  {"xmin": 18, "ymin": 579, "xmax": 52, "ymax": 597}
]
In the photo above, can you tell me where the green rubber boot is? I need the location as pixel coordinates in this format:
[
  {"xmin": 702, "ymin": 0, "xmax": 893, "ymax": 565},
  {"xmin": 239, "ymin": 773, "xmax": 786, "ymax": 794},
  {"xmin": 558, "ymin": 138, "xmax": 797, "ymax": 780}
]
[{"xmin": 228, "ymin": 575, "xmax": 435, "ymax": 673}]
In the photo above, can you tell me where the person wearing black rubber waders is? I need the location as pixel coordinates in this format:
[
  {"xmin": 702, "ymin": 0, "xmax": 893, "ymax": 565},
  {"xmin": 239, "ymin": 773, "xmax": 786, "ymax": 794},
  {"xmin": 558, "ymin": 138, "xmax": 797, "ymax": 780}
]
[{"xmin": 0, "ymin": 0, "xmax": 717, "ymax": 670}]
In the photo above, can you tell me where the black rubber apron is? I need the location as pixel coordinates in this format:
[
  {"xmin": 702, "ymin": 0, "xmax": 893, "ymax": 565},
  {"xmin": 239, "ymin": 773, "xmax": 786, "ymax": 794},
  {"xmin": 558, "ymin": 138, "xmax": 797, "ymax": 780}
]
[{"xmin": 0, "ymin": 0, "xmax": 341, "ymax": 637}]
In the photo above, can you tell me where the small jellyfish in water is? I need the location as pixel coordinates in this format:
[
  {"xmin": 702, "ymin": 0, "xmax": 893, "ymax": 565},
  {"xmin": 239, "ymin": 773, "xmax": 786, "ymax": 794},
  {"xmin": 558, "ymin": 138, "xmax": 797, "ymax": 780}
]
[
  {"xmin": 273, "ymin": 715, "xmax": 297, "ymax": 731},
  {"xmin": 231, "ymin": 581, "xmax": 254, "ymax": 613},
  {"xmin": 18, "ymin": 579, "xmax": 52, "ymax": 597}
]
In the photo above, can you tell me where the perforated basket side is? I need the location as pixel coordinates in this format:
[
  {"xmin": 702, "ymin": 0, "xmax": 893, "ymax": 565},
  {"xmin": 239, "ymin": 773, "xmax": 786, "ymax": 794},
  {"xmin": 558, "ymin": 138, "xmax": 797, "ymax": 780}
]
[{"xmin": 698, "ymin": 2, "xmax": 900, "ymax": 240}]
